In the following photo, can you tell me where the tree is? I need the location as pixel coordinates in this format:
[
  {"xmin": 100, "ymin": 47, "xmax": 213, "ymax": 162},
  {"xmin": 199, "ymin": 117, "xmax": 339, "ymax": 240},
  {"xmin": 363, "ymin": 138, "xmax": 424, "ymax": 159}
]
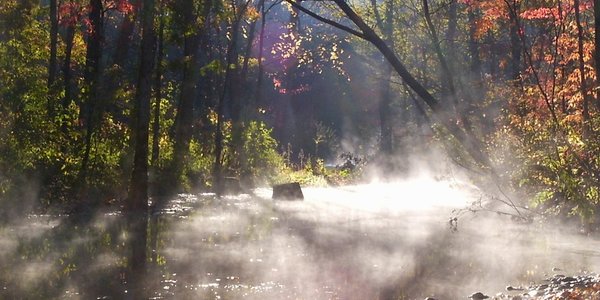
[
  {"xmin": 151, "ymin": 0, "xmax": 166, "ymax": 168},
  {"xmin": 287, "ymin": 0, "xmax": 492, "ymax": 169},
  {"xmin": 127, "ymin": 0, "xmax": 156, "ymax": 280},
  {"xmin": 371, "ymin": 0, "xmax": 394, "ymax": 156},
  {"xmin": 48, "ymin": 0, "xmax": 58, "ymax": 91},
  {"xmin": 80, "ymin": 0, "xmax": 105, "ymax": 185},
  {"xmin": 170, "ymin": 0, "xmax": 202, "ymax": 187},
  {"xmin": 595, "ymin": 0, "xmax": 600, "ymax": 109},
  {"xmin": 575, "ymin": 0, "xmax": 591, "ymax": 134}
]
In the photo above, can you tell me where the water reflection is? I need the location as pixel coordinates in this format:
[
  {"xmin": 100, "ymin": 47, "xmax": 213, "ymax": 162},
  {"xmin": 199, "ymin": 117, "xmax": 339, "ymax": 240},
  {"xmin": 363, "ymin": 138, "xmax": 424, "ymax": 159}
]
[{"xmin": 1, "ymin": 181, "xmax": 600, "ymax": 299}]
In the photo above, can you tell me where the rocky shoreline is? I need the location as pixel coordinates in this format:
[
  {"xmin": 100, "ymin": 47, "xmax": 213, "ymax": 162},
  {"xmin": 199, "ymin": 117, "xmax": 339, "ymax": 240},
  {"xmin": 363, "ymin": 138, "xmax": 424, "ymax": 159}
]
[{"xmin": 469, "ymin": 274, "xmax": 600, "ymax": 299}]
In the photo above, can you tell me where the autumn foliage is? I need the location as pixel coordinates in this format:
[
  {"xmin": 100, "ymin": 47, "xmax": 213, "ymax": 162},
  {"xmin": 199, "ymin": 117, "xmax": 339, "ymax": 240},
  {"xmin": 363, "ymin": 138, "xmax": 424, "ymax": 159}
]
[{"xmin": 460, "ymin": 0, "xmax": 600, "ymax": 224}]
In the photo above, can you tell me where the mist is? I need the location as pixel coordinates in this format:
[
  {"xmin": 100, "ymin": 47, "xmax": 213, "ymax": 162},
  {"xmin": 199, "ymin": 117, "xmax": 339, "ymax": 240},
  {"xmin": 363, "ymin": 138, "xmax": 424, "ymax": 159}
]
[
  {"xmin": 3, "ymin": 169, "xmax": 599, "ymax": 299},
  {"xmin": 149, "ymin": 177, "xmax": 600, "ymax": 299}
]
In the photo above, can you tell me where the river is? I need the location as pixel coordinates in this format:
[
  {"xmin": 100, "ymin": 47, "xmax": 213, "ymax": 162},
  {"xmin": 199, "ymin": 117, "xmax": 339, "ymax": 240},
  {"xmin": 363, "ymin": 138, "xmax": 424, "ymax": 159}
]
[{"xmin": 1, "ymin": 177, "xmax": 600, "ymax": 299}]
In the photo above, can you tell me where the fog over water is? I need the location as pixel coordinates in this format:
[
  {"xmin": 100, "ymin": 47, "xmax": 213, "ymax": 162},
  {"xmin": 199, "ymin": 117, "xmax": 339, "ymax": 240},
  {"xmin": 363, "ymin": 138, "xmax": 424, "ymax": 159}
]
[
  {"xmin": 149, "ymin": 178, "xmax": 600, "ymax": 299},
  {"xmin": 2, "ymin": 177, "xmax": 600, "ymax": 299}
]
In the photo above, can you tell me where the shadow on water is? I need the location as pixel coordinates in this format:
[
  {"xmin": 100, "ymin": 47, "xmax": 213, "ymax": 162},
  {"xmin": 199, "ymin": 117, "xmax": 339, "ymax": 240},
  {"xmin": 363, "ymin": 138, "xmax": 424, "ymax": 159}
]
[{"xmin": 2, "ymin": 180, "xmax": 600, "ymax": 299}]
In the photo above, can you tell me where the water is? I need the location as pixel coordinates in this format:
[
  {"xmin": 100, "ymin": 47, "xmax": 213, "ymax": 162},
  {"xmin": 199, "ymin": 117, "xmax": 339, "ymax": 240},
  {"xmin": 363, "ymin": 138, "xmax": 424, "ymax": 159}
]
[{"xmin": 1, "ymin": 178, "xmax": 600, "ymax": 299}]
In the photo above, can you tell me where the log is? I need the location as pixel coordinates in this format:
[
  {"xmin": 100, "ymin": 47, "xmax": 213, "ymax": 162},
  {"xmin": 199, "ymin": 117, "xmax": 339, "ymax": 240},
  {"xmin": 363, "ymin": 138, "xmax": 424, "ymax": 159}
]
[{"xmin": 272, "ymin": 182, "xmax": 304, "ymax": 200}]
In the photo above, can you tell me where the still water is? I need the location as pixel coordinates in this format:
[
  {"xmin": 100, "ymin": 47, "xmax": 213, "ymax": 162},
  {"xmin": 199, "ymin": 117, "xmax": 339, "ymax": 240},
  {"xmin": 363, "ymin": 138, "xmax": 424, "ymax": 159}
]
[{"xmin": 1, "ymin": 178, "xmax": 600, "ymax": 299}]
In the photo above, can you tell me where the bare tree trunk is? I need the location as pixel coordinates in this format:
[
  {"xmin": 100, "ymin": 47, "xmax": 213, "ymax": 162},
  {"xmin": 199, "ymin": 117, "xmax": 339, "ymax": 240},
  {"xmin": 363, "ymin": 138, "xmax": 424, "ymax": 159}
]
[
  {"xmin": 214, "ymin": 9, "xmax": 244, "ymax": 197},
  {"xmin": 151, "ymin": 2, "xmax": 165, "ymax": 168},
  {"xmin": 423, "ymin": 0, "xmax": 474, "ymax": 134},
  {"xmin": 508, "ymin": 0, "xmax": 521, "ymax": 81},
  {"xmin": 47, "ymin": 0, "xmax": 59, "ymax": 117},
  {"xmin": 441, "ymin": 0, "xmax": 457, "ymax": 106},
  {"xmin": 127, "ymin": 0, "xmax": 156, "ymax": 293},
  {"xmin": 241, "ymin": 0, "xmax": 263, "ymax": 94},
  {"xmin": 80, "ymin": 0, "xmax": 104, "ymax": 183},
  {"xmin": 171, "ymin": 0, "xmax": 200, "ymax": 183},
  {"xmin": 129, "ymin": 8, "xmax": 155, "ymax": 210},
  {"xmin": 371, "ymin": 0, "xmax": 394, "ymax": 155},
  {"xmin": 103, "ymin": 0, "xmax": 140, "ymax": 142},
  {"xmin": 62, "ymin": 25, "xmax": 76, "ymax": 120},
  {"xmin": 113, "ymin": 0, "xmax": 140, "ymax": 68},
  {"xmin": 254, "ymin": 2, "xmax": 268, "ymax": 105},
  {"xmin": 48, "ymin": 0, "xmax": 58, "ymax": 89},
  {"xmin": 129, "ymin": 0, "xmax": 156, "ymax": 212}
]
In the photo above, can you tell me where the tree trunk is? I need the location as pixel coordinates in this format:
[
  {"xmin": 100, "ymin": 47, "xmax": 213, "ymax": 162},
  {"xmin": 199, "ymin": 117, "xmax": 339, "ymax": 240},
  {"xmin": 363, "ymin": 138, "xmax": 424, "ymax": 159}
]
[
  {"xmin": 446, "ymin": 0, "xmax": 457, "ymax": 59},
  {"xmin": 241, "ymin": 0, "xmax": 262, "ymax": 96},
  {"xmin": 128, "ymin": 0, "xmax": 155, "ymax": 212},
  {"xmin": 113, "ymin": 0, "xmax": 140, "ymax": 68},
  {"xmin": 423, "ymin": 0, "xmax": 474, "ymax": 134},
  {"xmin": 151, "ymin": 1, "xmax": 165, "ymax": 168},
  {"xmin": 47, "ymin": 0, "xmax": 59, "ymax": 117},
  {"xmin": 48, "ymin": 0, "xmax": 58, "ymax": 89},
  {"xmin": 254, "ymin": 2, "xmax": 268, "ymax": 105},
  {"xmin": 467, "ymin": 6, "xmax": 482, "ymax": 78},
  {"xmin": 214, "ymin": 16, "xmax": 243, "ymax": 197},
  {"xmin": 80, "ymin": 0, "xmax": 104, "ymax": 183},
  {"xmin": 83, "ymin": 0, "xmax": 104, "ymax": 87},
  {"xmin": 595, "ymin": 0, "xmax": 600, "ymax": 110},
  {"xmin": 62, "ymin": 25, "xmax": 76, "ymax": 121},
  {"xmin": 508, "ymin": 1, "xmax": 521, "ymax": 81},
  {"xmin": 575, "ymin": 0, "xmax": 590, "ymax": 134},
  {"xmin": 127, "ymin": 0, "xmax": 156, "ymax": 287},
  {"xmin": 229, "ymin": 2, "xmax": 253, "ymax": 180},
  {"xmin": 129, "ymin": 0, "xmax": 156, "ymax": 211},
  {"xmin": 372, "ymin": 0, "xmax": 394, "ymax": 155},
  {"xmin": 171, "ymin": 0, "xmax": 200, "ymax": 184}
]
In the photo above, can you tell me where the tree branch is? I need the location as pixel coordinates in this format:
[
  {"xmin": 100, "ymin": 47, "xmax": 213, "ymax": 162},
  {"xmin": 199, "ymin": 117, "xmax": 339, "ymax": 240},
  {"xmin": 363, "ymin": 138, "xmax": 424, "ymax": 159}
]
[{"xmin": 284, "ymin": 0, "xmax": 366, "ymax": 39}]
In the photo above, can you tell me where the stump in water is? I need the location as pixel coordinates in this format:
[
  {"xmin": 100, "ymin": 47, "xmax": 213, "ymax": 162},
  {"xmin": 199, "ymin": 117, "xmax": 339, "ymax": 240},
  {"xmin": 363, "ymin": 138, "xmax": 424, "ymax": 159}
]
[
  {"xmin": 222, "ymin": 177, "xmax": 242, "ymax": 195},
  {"xmin": 272, "ymin": 182, "xmax": 304, "ymax": 200}
]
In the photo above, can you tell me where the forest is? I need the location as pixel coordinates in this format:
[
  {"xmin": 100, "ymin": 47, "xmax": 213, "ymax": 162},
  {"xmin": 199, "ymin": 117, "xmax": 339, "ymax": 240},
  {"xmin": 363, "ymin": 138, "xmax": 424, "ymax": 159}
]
[
  {"xmin": 2, "ymin": 0, "xmax": 598, "ymax": 224},
  {"xmin": 3, "ymin": 0, "xmax": 600, "ymax": 298}
]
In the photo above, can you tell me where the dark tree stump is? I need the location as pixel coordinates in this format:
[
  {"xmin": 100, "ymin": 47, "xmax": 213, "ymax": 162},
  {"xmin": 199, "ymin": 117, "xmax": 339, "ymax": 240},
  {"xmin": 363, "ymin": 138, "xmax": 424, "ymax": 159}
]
[
  {"xmin": 272, "ymin": 182, "xmax": 304, "ymax": 200},
  {"xmin": 222, "ymin": 177, "xmax": 242, "ymax": 195}
]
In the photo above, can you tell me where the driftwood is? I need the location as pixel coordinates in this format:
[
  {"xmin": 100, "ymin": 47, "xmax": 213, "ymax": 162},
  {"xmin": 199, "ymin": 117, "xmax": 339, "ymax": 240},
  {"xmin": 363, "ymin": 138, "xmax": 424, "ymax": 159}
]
[{"xmin": 272, "ymin": 182, "xmax": 304, "ymax": 200}]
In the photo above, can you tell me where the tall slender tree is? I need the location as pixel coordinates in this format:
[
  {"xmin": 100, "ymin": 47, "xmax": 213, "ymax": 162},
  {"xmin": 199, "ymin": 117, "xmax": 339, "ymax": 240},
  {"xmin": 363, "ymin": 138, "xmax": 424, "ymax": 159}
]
[
  {"xmin": 371, "ymin": 0, "xmax": 394, "ymax": 155},
  {"xmin": 151, "ymin": 0, "xmax": 166, "ymax": 168},
  {"xmin": 48, "ymin": 0, "xmax": 58, "ymax": 90},
  {"xmin": 80, "ymin": 0, "xmax": 105, "ymax": 184},
  {"xmin": 595, "ymin": 0, "xmax": 600, "ymax": 109},
  {"xmin": 574, "ymin": 0, "xmax": 590, "ymax": 134},
  {"xmin": 171, "ymin": 0, "xmax": 201, "ymax": 185},
  {"xmin": 130, "ymin": 0, "xmax": 157, "ymax": 212},
  {"xmin": 127, "ymin": 0, "xmax": 156, "ymax": 282}
]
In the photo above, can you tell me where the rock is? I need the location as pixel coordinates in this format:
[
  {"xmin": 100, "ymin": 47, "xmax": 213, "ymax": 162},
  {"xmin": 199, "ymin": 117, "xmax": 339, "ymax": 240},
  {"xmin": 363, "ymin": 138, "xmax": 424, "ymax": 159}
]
[
  {"xmin": 492, "ymin": 274, "xmax": 600, "ymax": 299},
  {"xmin": 506, "ymin": 285, "xmax": 523, "ymax": 291},
  {"xmin": 468, "ymin": 292, "xmax": 489, "ymax": 299},
  {"xmin": 424, "ymin": 297, "xmax": 438, "ymax": 300},
  {"xmin": 272, "ymin": 182, "xmax": 304, "ymax": 200},
  {"xmin": 557, "ymin": 290, "xmax": 571, "ymax": 298}
]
